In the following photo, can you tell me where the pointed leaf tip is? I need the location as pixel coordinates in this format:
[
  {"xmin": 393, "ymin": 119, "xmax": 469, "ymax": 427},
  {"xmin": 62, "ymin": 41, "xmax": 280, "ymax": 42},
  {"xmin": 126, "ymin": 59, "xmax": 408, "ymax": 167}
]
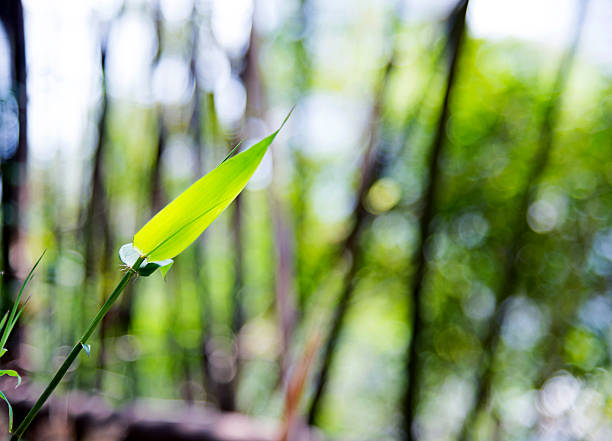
[
  {"xmin": 159, "ymin": 260, "xmax": 174, "ymax": 280},
  {"xmin": 279, "ymin": 105, "xmax": 295, "ymax": 131}
]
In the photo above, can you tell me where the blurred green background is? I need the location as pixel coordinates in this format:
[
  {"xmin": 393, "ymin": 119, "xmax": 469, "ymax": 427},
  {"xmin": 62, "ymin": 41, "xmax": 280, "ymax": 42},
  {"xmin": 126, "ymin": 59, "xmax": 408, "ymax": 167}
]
[{"xmin": 0, "ymin": 0, "xmax": 611, "ymax": 440}]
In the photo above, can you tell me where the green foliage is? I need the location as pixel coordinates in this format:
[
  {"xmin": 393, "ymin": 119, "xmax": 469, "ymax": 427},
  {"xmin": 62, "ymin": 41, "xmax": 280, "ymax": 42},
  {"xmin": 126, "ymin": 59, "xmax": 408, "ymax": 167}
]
[
  {"xmin": 0, "ymin": 392, "xmax": 12, "ymax": 434},
  {"xmin": 12, "ymin": 4, "xmax": 612, "ymax": 439},
  {"xmin": 0, "ymin": 252, "xmax": 44, "ymax": 433},
  {"xmin": 129, "ymin": 112, "xmax": 290, "ymax": 265},
  {"xmin": 13, "ymin": 114, "xmax": 291, "ymax": 440}
]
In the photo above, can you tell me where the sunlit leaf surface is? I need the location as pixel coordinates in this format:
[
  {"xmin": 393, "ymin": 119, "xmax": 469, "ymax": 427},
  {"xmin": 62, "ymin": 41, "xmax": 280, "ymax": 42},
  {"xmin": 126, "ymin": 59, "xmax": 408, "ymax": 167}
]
[{"xmin": 133, "ymin": 116, "xmax": 288, "ymax": 261}]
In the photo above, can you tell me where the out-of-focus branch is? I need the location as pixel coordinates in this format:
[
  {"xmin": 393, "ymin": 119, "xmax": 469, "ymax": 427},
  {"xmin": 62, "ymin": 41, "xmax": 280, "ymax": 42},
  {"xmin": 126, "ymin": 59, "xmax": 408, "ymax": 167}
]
[
  {"xmin": 296, "ymin": 12, "xmax": 448, "ymax": 317},
  {"xmin": 149, "ymin": 0, "xmax": 166, "ymax": 214},
  {"xmin": 279, "ymin": 333, "xmax": 320, "ymax": 441},
  {"xmin": 0, "ymin": 0, "xmax": 29, "ymax": 364},
  {"xmin": 306, "ymin": 14, "xmax": 401, "ymax": 425},
  {"xmin": 185, "ymin": 4, "xmax": 216, "ymax": 405},
  {"xmin": 270, "ymin": 192, "xmax": 297, "ymax": 382},
  {"xmin": 292, "ymin": 0, "xmax": 313, "ymax": 315},
  {"xmin": 402, "ymin": 1, "xmax": 469, "ymax": 440},
  {"xmin": 248, "ymin": 31, "xmax": 299, "ymax": 383},
  {"xmin": 228, "ymin": 13, "xmax": 265, "ymax": 348},
  {"xmin": 113, "ymin": 0, "xmax": 167, "ymax": 398},
  {"xmin": 214, "ymin": 12, "xmax": 266, "ymax": 413},
  {"xmin": 456, "ymin": 1, "xmax": 588, "ymax": 440},
  {"xmin": 78, "ymin": 29, "xmax": 114, "ymax": 390},
  {"xmin": 230, "ymin": 195, "xmax": 244, "ymax": 344},
  {"xmin": 82, "ymin": 36, "xmax": 110, "ymax": 290},
  {"xmin": 306, "ymin": 6, "xmax": 453, "ymax": 424}
]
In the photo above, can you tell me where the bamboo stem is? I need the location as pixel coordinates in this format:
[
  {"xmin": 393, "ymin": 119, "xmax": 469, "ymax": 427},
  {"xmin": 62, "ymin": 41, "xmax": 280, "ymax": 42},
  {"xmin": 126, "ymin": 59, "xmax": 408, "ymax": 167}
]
[{"xmin": 10, "ymin": 256, "xmax": 145, "ymax": 441}]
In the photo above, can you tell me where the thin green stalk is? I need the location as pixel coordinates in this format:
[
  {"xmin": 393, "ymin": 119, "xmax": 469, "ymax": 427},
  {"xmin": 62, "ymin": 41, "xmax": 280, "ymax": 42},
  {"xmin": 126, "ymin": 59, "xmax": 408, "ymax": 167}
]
[{"xmin": 10, "ymin": 256, "xmax": 144, "ymax": 441}]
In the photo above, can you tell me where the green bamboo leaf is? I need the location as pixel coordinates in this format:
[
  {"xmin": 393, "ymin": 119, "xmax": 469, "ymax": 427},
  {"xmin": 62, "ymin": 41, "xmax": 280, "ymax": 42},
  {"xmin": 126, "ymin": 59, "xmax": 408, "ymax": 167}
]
[
  {"xmin": 133, "ymin": 112, "xmax": 291, "ymax": 261},
  {"xmin": 0, "ymin": 313, "xmax": 8, "ymax": 341},
  {"xmin": 0, "ymin": 251, "xmax": 44, "ymax": 351},
  {"xmin": 0, "ymin": 370, "xmax": 21, "ymax": 388},
  {"xmin": 0, "ymin": 390, "xmax": 12, "ymax": 433}
]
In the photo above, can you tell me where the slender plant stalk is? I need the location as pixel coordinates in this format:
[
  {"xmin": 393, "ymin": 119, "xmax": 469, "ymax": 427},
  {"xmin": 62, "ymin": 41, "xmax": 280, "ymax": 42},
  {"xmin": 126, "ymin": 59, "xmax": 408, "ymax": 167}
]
[
  {"xmin": 403, "ymin": 1, "xmax": 468, "ymax": 440},
  {"xmin": 307, "ymin": 65, "xmax": 389, "ymax": 423},
  {"xmin": 307, "ymin": 6, "xmax": 409, "ymax": 423},
  {"xmin": 10, "ymin": 256, "xmax": 144, "ymax": 441},
  {"xmin": 150, "ymin": 0, "xmax": 166, "ymax": 214}
]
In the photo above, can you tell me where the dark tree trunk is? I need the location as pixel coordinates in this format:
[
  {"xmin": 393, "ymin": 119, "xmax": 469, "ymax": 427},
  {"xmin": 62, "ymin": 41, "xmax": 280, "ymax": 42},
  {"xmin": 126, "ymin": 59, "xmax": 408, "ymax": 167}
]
[
  {"xmin": 402, "ymin": 2, "xmax": 469, "ymax": 440},
  {"xmin": 0, "ymin": 0, "xmax": 28, "ymax": 364}
]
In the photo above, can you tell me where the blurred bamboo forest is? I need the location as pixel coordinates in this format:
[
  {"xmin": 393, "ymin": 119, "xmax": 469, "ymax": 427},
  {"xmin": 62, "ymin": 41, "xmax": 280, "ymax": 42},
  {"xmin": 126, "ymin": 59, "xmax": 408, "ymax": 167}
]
[{"xmin": 1, "ymin": 0, "xmax": 612, "ymax": 440}]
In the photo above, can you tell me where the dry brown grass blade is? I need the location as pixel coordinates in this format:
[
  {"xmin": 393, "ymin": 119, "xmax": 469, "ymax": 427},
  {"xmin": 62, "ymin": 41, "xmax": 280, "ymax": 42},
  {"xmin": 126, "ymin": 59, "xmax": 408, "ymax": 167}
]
[{"xmin": 278, "ymin": 332, "xmax": 321, "ymax": 441}]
